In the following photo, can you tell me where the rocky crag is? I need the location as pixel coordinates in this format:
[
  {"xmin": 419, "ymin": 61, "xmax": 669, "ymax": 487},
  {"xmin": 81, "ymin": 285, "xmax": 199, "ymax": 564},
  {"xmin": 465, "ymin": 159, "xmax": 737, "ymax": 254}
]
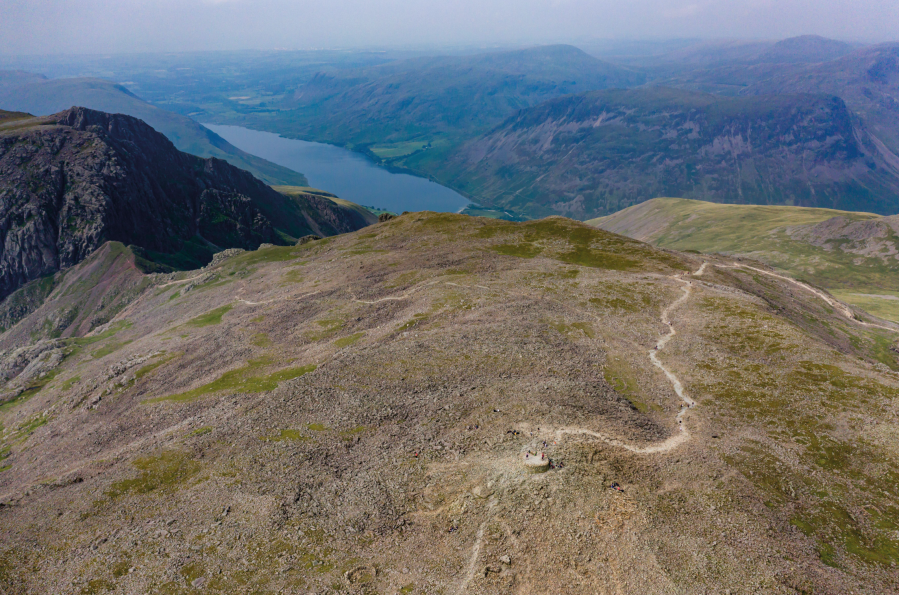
[
  {"xmin": 0, "ymin": 107, "xmax": 372, "ymax": 300},
  {"xmin": 440, "ymin": 87, "xmax": 899, "ymax": 219}
]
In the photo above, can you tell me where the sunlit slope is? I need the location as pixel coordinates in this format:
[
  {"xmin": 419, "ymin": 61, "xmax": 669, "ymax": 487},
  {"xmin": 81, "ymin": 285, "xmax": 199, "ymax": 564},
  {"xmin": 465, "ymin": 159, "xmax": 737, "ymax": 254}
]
[
  {"xmin": 591, "ymin": 197, "xmax": 899, "ymax": 321},
  {"xmin": 1, "ymin": 213, "xmax": 898, "ymax": 593}
]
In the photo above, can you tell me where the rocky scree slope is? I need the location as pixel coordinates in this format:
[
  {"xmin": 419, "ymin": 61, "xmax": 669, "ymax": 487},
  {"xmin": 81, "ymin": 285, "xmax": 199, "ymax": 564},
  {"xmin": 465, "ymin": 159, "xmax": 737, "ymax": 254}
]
[
  {"xmin": 440, "ymin": 87, "xmax": 899, "ymax": 220},
  {"xmin": 0, "ymin": 107, "xmax": 371, "ymax": 300},
  {"xmin": 1, "ymin": 213, "xmax": 898, "ymax": 594}
]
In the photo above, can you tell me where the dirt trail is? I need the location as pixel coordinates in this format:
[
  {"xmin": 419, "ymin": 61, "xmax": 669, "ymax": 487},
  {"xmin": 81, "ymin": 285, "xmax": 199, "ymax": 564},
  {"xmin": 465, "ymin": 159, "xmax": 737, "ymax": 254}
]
[
  {"xmin": 157, "ymin": 274, "xmax": 206, "ymax": 288},
  {"xmin": 236, "ymin": 289, "xmax": 321, "ymax": 307},
  {"xmin": 457, "ymin": 520, "xmax": 489, "ymax": 594},
  {"xmin": 456, "ymin": 266, "xmax": 706, "ymax": 593},
  {"xmin": 553, "ymin": 268, "xmax": 699, "ymax": 454},
  {"xmin": 718, "ymin": 263, "xmax": 899, "ymax": 332}
]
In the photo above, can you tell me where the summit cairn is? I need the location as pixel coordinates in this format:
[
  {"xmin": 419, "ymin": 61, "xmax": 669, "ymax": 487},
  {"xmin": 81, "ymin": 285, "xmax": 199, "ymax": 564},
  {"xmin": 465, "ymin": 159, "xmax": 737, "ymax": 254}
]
[{"xmin": 522, "ymin": 450, "xmax": 550, "ymax": 474}]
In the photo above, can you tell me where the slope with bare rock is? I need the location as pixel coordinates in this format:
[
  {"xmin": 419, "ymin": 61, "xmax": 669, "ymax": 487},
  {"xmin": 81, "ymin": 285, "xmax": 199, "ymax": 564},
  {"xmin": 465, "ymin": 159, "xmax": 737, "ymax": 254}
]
[
  {"xmin": 0, "ymin": 212, "xmax": 898, "ymax": 594},
  {"xmin": 0, "ymin": 107, "xmax": 373, "ymax": 300}
]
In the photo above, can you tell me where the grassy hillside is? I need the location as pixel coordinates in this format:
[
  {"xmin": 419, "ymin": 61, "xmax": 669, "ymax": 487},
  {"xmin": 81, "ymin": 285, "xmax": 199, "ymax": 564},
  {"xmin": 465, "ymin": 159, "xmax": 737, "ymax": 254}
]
[
  {"xmin": 1, "ymin": 214, "xmax": 898, "ymax": 593},
  {"xmin": 592, "ymin": 197, "xmax": 899, "ymax": 321},
  {"xmin": 0, "ymin": 75, "xmax": 308, "ymax": 187},
  {"xmin": 272, "ymin": 186, "xmax": 379, "ymax": 228}
]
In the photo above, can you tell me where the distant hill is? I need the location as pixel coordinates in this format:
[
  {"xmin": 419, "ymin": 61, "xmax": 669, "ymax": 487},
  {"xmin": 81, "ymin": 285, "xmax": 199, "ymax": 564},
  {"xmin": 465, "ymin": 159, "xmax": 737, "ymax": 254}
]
[
  {"xmin": 433, "ymin": 87, "xmax": 899, "ymax": 220},
  {"xmin": 591, "ymin": 197, "xmax": 899, "ymax": 321},
  {"xmin": 0, "ymin": 107, "xmax": 372, "ymax": 299},
  {"xmin": 758, "ymin": 35, "xmax": 857, "ymax": 64},
  {"xmin": 741, "ymin": 43, "xmax": 899, "ymax": 155},
  {"xmin": 0, "ymin": 75, "xmax": 308, "ymax": 187},
  {"xmin": 236, "ymin": 44, "xmax": 646, "ymax": 148}
]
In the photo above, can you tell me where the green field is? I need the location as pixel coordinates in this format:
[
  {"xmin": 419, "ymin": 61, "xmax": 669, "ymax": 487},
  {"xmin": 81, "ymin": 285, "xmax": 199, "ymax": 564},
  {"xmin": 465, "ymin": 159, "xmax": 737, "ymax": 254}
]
[{"xmin": 370, "ymin": 141, "xmax": 432, "ymax": 159}]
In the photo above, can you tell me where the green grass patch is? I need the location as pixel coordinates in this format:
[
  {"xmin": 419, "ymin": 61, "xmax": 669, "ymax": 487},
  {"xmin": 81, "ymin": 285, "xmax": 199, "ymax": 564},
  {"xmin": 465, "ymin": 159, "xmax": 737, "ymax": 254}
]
[
  {"xmin": 185, "ymin": 304, "xmax": 233, "ymax": 327},
  {"xmin": 17, "ymin": 414, "xmax": 48, "ymax": 436},
  {"xmin": 191, "ymin": 426, "xmax": 213, "ymax": 436},
  {"xmin": 307, "ymin": 317, "xmax": 344, "ymax": 341},
  {"xmin": 264, "ymin": 429, "xmax": 310, "ymax": 442},
  {"xmin": 0, "ymin": 369, "xmax": 62, "ymax": 413},
  {"xmin": 307, "ymin": 423, "xmax": 329, "ymax": 432},
  {"xmin": 492, "ymin": 243, "xmax": 543, "ymax": 258},
  {"xmin": 251, "ymin": 333, "xmax": 273, "ymax": 348},
  {"xmin": 371, "ymin": 140, "xmax": 431, "ymax": 159},
  {"xmin": 66, "ymin": 320, "xmax": 132, "ymax": 348},
  {"xmin": 147, "ymin": 359, "xmax": 316, "ymax": 403},
  {"xmin": 91, "ymin": 340, "xmax": 133, "ymax": 359},
  {"xmin": 228, "ymin": 245, "xmax": 306, "ymax": 268},
  {"xmin": 399, "ymin": 313, "xmax": 428, "ymax": 332},
  {"xmin": 135, "ymin": 353, "xmax": 180, "ymax": 380},
  {"xmin": 281, "ymin": 268, "xmax": 305, "ymax": 284},
  {"xmin": 104, "ymin": 450, "xmax": 201, "ymax": 499},
  {"xmin": 547, "ymin": 319, "xmax": 595, "ymax": 339},
  {"xmin": 334, "ymin": 332, "xmax": 365, "ymax": 348},
  {"xmin": 59, "ymin": 375, "xmax": 81, "ymax": 391}
]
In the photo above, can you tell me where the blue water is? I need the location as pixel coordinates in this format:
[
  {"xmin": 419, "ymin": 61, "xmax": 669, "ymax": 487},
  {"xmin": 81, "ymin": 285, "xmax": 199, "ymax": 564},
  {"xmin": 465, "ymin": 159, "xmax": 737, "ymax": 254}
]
[{"xmin": 206, "ymin": 124, "xmax": 471, "ymax": 214}]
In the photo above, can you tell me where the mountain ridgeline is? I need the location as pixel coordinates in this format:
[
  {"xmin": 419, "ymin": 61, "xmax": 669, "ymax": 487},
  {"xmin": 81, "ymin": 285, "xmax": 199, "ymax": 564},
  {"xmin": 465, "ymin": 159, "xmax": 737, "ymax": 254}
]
[
  {"xmin": 438, "ymin": 87, "xmax": 899, "ymax": 219},
  {"xmin": 0, "ymin": 107, "xmax": 372, "ymax": 300},
  {"xmin": 0, "ymin": 74, "xmax": 309, "ymax": 186},
  {"xmin": 230, "ymin": 44, "xmax": 646, "ymax": 147}
]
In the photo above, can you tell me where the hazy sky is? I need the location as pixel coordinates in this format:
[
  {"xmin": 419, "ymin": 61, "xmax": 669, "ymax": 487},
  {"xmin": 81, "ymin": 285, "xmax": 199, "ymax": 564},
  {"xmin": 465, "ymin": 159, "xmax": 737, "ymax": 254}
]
[{"xmin": 2, "ymin": 0, "xmax": 897, "ymax": 55}]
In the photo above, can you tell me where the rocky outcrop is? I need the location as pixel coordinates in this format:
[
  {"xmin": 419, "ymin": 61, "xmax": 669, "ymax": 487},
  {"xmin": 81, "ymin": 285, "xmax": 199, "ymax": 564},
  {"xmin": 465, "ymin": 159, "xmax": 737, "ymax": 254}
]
[{"xmin": 0, "ymin": 107, "xmax": 371, "ymax": 299}]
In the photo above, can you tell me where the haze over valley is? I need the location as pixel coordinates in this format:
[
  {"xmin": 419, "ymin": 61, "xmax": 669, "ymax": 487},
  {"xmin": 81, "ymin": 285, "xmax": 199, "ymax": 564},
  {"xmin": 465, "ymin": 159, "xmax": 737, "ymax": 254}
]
[{"xmin": 1, "ymin": 1, "xmax": 899, "ymax": 593}]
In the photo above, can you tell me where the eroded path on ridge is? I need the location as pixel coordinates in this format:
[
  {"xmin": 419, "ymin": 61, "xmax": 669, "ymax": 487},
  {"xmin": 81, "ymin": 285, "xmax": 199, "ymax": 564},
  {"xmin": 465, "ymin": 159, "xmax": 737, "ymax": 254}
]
[
  {"xmin": 457, "ymin": 264, "xmax": 707, "ymax": 593},
  {"xmin": 549, "ymin": 263, "xmax": 703, "ymax": 455},
  {"xmin": 717, "ymin": 263, "xmax": 899, "ymax": 333}
]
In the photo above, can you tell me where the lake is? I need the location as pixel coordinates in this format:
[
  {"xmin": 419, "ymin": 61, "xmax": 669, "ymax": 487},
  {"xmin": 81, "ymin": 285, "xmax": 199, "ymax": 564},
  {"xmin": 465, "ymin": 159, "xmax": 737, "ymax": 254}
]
[{"xmin": 205, "ymin": 125, "xmax": 471, "ymax": 214}]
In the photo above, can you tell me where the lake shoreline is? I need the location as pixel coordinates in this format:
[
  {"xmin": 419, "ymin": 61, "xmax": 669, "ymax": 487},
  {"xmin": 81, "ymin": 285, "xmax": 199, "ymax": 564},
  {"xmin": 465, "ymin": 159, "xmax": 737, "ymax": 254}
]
[{"xmin": 205, "ymin": 124, "xmax": 472, "ymax": 215}]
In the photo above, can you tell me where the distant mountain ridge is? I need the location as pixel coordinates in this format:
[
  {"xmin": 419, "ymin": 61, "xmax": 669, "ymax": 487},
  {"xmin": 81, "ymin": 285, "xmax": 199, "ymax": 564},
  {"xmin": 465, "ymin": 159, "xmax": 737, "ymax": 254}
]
[
  {"xmin": 0, "ymin": 107, "xmax": 372, "ymax": 299},
  {"xmin": 0, "ymin": 74, "xmax": 308, "ymax": 187},
  {"xmin": 434, "ymin": 87, "xmax": 899, "ymax": 219},
  {"xmin": 237, "ymin": 44, "xmax": 646, "ymax": 147}
]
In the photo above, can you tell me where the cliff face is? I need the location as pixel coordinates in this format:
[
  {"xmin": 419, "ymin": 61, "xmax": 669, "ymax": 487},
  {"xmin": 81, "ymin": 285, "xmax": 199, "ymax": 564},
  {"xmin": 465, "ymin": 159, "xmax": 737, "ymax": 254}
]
[
  {"xmin": 0, "ymin": 107, "xmax": 369, "ymax": 299},
  {"xmin": 441, "ymin": 88, "xmax": 899, "ymax": 219}
]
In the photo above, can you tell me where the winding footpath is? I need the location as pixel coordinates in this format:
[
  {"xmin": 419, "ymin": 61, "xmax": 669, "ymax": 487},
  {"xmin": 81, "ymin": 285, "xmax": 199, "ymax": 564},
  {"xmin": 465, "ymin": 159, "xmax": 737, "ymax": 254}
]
[
  {"xmin": 551, "ymin": 263, "xmax": 704, "ymax": 455},
  {"xmin": 459, "ymin": 265, "xmax": 708, "ymax": 593}
]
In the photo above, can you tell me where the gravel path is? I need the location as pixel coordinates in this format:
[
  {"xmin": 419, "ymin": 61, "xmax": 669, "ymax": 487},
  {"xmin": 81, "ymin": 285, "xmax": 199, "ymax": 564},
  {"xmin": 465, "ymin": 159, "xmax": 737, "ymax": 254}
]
[{"xmin": 718, "ymin": 263, "xmax": 899, "ymax": 332}]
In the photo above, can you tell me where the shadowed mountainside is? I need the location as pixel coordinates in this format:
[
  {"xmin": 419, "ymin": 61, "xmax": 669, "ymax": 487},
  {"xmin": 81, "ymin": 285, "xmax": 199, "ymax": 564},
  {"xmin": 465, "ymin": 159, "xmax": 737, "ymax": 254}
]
[{"xmin": 0, "ymin": 107, "xmax": 372, "ymax": 300}]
